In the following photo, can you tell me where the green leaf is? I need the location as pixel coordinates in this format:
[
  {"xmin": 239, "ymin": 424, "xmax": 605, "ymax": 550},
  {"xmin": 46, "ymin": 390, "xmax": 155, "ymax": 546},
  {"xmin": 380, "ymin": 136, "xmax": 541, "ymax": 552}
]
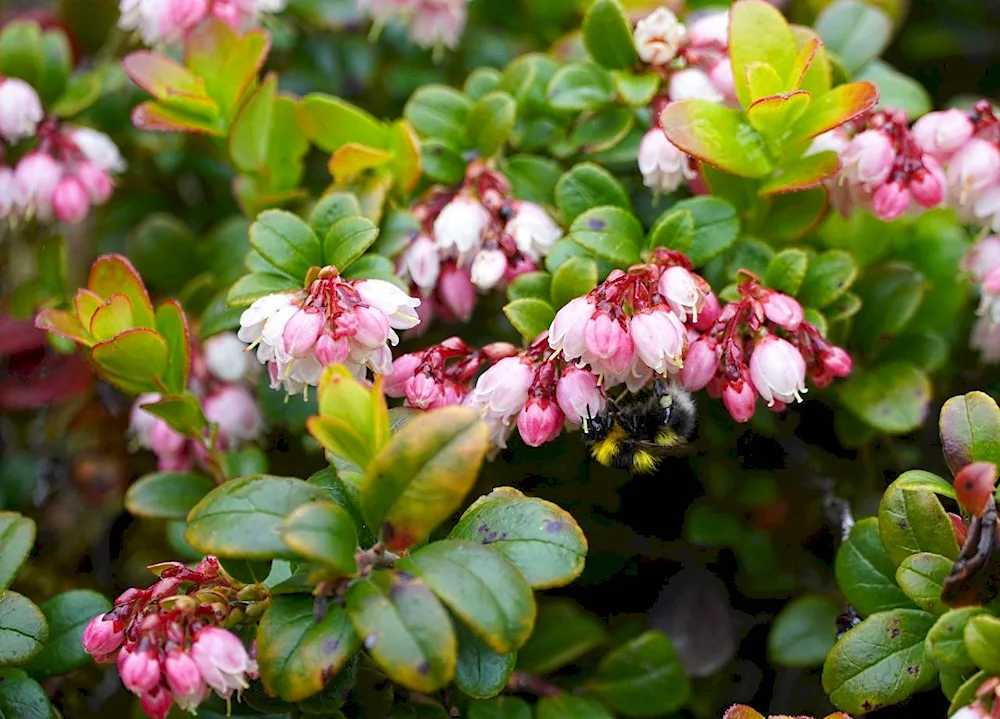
[
  {"xmin": 280, "ymin": 502, "xmax": 359, "ymax": 577},
  {"xmin": 835, "ymin": 517, "xmax": 916, "ymax": 617},
  {"xmin": 361, "ymin": 407, "xmax": 489, "ymax": 552},
  {"xmin": 51, "ymin": 70, "xmax": 102, "ymax": 117},
  {"xmin": 582, "ymin": 0, "xmax": 640, "ymax": 70},
  {"xmin": 950, "ymin": 671, "xmax": 988, "ymax": 716},
  {"xmin": 397, "ymin": 540, "xmax": 535, "ymax": 654},
  {"xmin": 466, "ymin": 91, "xmax": 517, "ymax": 158},
  {"xmin": 612, "ymin": 71, "xmax": 660, "ymax": 108},
  {"xmin": 764, "ymin": 249, "xmax": 809, "ymax": 296},
  {"xmin": 567, "ymin": 108, "xmax": 634, "ymax": 154},
  {"xmin": 815, "ymin": 0, "xmax": 893, "ymax": 75},
  {"xmin": 896, "ymin": 553, "xmax": 951, "ymax": 615},
  {"xmin": 453, "ymin": 623, "xmax": 516, "ymax": 699},
  {"xmin": 449, "ymin": 487, "xmax": 587, "ymax": 590},
  {"xmin": 0, "ymin": 669, "xmax": 51, "ymax": 719},
  {"xmin": 784, "ymin": 82, "xmax": 880, "ymax": 145},
  {"xmin": 90, "ymin": 328, "xmax": 170, "ymax": 395},
  {"xmin": 554, "ymin": 164, "xmax": 631, "ymax": 224},
  {"xmin": 141, "ymin": 392, "xmax": 205, "ymax": 437},
  {"xmin": 227, "ymin": 272, "xmax": 298, "ymax": 306},
  {"xmin": 550, "ymin": 256, "xmax": 598, "ymax": 310},
  {"xmin": 257, "ymin": 595, "xmax": 360, "ymax": 702},
  {"xmin": 877, "ymin": 478, "xmax": 959, "ymax": 566},
  {"xmin": 856, "ymin": 60, "xmax": 932, "ymax": 119},
  {"xmin": 0, "ymin": 591, "xmax": 47, "ymax": 665},
  {"xmin": 0, "ymin": 514, "xmax": 34, "ymax": 590},
  {"xmin": 501, "ymin": 155, "xmax": 562, "ymax": 205},
  {"xmin": 465, "ymin": 68, "xmax": 502, "ymax": 100},
  {"xmin": 250, "ymin": 210, "xmax": 323, "ymax": 279},
  {"xmin": 670, "ymin": 197, "xmax": 740, "ymax": 266},
  {"xmin": 759, "ymin": 151, "xmax": 840, "ymax": 196},
  {"xmin": 546, "ymin": 63, "xmax": 615, "ymax": 112},
  {"xmin": 939, "ymin": 392, "xmax": 1000, "ymax": 476},
  {"xmin": 25, "ymin": 590, "xmax": 110, "ymax": 677},
  {"xmin": 507, "ymin": 272, "xmax": 553, "ymax": 302},
  {"xmin": 345, "ymin": 570, "xmax": 456, "ymax": 693},
  {"xmin": 468, "ymin": 696, "xmax": 532, "ymax": 719},
  {"xmin": 797, "ymin": 250, "xmax": 858, "ymax": 308},
  {"xmin": 587, "ymin": 631, "xmax": 690, "ymax": 717},
  {"xmin": 229, "ymin": 73, "xmax": 278, "ymax": 174},
  {"xmin": 420, "ymin": 139, "xmax": 466, "ymax": 185},
  {"xmin": 309, "ymin": 365, "xmax": 388, "ymax": 471},
  {"xmin": 517, "ymin": 599, "xmax": 607, "ymax": 674},
  {"xmin": 299, "ymin": 93, "xmax": 388, "ymax": 152},
  {"xmin": 88, "ymin": 254, "xmax": 155, "ymax": 327},
  {"xmin": 37, "ymin": 30, "xmax": 71, "ymax": 104},
  {"xmin": 500, "ymin": 53, "xmax": 560, "ymax": 113},
  {"xmin": 768, "ymin": 594, "xmax": 840, "ymax": 668},
  {"xmin": 127, "ymin": 214, "xmax": 200, "ymax": 295},
  {"xmin": 323, "ymin": 216, "xmax": 379, "ymax": 272},
  {"xmin": 839, "ymin": 362, "xmax": 931, "ymax": 435},
  {"xmin": 537, "ymin": 696, "xmax": 614, "ymax": 719},
  {"xmin": 766, "ymin": 187, "xmax": 829, "ymax": 241},
  {"xmin": 852, "ymin": 263, "xmax": 927, "ymax": 353},
  {"xmin": 728, "ymin": 0, "xmax": 798, "ymax": 108},
  {"xmin": 926, "ymin": 608, "xmax": 982, "ymax": 675},
  {"xmin": 568, "ymin": 206, "xmax": 642, "ymax": 268},
  {"xmin": 822, "ymin": 608, "xmax": 938, "ymax": 714},
  {"xmin": 747, "ymin": 91, "xmax": 812, "ymax": 140},
  {"xmin": 648, "ymin": 209, "xmax": 695, "ymax": 253},
  {"xmin": 310, "ymin": 193, "xmax": 363, "ymax": 241},
  {"xmin": 503, "ymin": 299, "xmax": 556, "ymax": 342},
  {"xmin": 403, "ymin": 85, "xmax": 472, "ymax": 141},
  {"xmin": 894, "ymin": 470, "xmax": 956, "ymax": 500},
  {"xmin": 964, "ymin": 614, "xmax": 1000, "ymax": 675},
  {"xmin": 661, "ymin": 101, "xmax": 774, "ymax": 178},
  {"xmin": 0, "ymin": 21, "xmax": 44, "ymax": 86},
  {"xmin": 125, "ymin": 471, "xmax": 215, "ymax": 520},
  {"xmin": 185, "ymin": 475, "xmax": 329, "ymax": 560}
]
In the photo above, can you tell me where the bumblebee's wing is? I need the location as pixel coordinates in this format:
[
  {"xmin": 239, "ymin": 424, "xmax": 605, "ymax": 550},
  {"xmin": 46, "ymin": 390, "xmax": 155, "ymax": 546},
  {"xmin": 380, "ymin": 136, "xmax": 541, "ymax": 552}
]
[{"xmin": 633, "ymin": 439, "xmax": 695, "ymax": 457}]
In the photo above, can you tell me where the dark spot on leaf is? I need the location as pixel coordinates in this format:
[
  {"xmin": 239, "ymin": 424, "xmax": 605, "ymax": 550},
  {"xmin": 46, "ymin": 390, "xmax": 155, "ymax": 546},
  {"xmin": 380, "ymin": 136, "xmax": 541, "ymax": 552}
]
[
  {"xmin": 484, "ymin": 531, "xmax": 499, "ymax": 543},
  {"xmin": 365, "ymin": 634, "xmax": 378, "ymax": 649},
  {"xmin": 588, "ymin": 217, "xmax": 606, "ymax": 230},
  {"xmin": 906, "ymin": 665, "xmax": 919, "ymax": 675},
  {"xmin": 476, "ymin": 523, "xmax": 489, "ymax": 534},
  {"xmin": 862, "ymin": 701, "xmax": 874, "ymax": 711},
  {"xmin": 322, "ymin": 637, "xmax": 340, "ymax": 655},
  {"xmin": 542, "ymin": 518, "xmax": 563, "ymax": 533},
  {"xmin": 887, "ymin": 617, "xmax": 901, "ymax": 639},
  {"xmin": 321, "ymin": 665, "xmax": 336, "ymax": 683},
  {"xmin": 396, "ymin": 570, "xmax": 415, "ymax": 582},
  {"xmin": 896, "ymin": 520, "xmax": 908, "ymax": 530},
  {"xmin": 417, "ymin": 661, "xmax": 431, "ymax": 675}
]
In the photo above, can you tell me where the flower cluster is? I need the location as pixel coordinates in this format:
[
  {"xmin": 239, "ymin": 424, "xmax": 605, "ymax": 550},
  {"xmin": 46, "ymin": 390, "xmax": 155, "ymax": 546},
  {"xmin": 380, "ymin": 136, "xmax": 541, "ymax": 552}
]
[
  {"xmin": 950, "ymin": 675, "xmax": 1000, "ymax": 719},
  {"xmin": 0, "ymin": 76, "xmax": 44, "ymax": 145},
  {"xmin": 633, "ymin": 8, "xmax": 735, "ymax": 194},
  {"xmin": 129, "ymin": 332, "xmax": 264, "ymax": 471},
  {"xmin": 2, "ymin": 121, "xmax": 126, "ymax": 225},
  {"xmin": 238, "ymin": 267, "xmax": 420, "ymax": 396},
  {"xmin": 82, "ymin": 557, "xmax": 259, "ymax": 719},
  {"xmin": 963, "ymin": 235, "xmax": 1000, "ymax": 362},
  {"xmin": 118, "ymin": 0, "xmax": 287, "ymax": 46},
  {"xmin": 397, "ymin": 160, "xmax": 562, "ymax": 329},
  {"xmin": 358, "ymin": 0, "xmax": 471, "ymax": 51}
]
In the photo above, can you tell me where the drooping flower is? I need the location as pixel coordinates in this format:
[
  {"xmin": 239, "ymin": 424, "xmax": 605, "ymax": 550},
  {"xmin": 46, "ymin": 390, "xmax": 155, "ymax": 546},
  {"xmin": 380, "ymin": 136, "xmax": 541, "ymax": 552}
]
[
  {"xmin": 0, "ymin": 77, "xmax": 44, "ymax": 144},
  {"xmin": 190, "ymin": 626, "xmax": 258, "ymax": 699},
  {"xmin": 748, "ymin": 335, "xmax": 808, "ymax": 407},
  {"xmin": 638, "ymin": 129, "xmax": 695, "ymax": 194},
  {"xmin": 633, "ymin": 7, "xmax": 688, "ymax": 66}
]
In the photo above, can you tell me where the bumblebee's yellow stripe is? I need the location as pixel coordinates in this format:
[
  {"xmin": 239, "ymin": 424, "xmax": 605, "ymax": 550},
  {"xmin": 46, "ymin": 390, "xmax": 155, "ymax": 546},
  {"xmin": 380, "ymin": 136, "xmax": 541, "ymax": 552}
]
[
  {"xmin": 655, "ymin": 428, "xmax": 680, "ymax": 447},
  {"xmin": 591, "ymin": 424, "xmax": 626, "ymax": 466},
  {"xmin": 632, "ymin": 450, "xmax": 659, "ymax": 474}
]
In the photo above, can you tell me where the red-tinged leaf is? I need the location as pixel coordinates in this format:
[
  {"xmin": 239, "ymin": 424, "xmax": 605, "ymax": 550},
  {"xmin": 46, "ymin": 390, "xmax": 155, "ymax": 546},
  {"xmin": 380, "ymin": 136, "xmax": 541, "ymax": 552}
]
[
  {"xmin": 186, "ymin": 20, "xmax": 270, "ymax": 121},
  {"xmin": 388, "ymin": 120, "xmax": 422, "ymax": 196},
  {"xmin": 155, "ymin": 300, "xmax": 191, "ymax": 395},
  {"xmin": 122, "ymin": 51, "xmax": 206, "ymax": 101},
  {"xmin": 158, "ymin": 91, "xmax": 221, "ymax": 123},
  {"xmin": 0, "ymin": 316, "xmax": 45, "ymax": 357},
  {"xmin": 131, "ymin": 102, "xmax": 226, "ymax": 136},
  {"xmin": 73, "ymin": 289, "xmax": 103, "ymax": 329},
  {"xmin": 661, "ymin": 100, "xmax": 775, "ymax": 179},
  {"xmin": 788, "ymin": 34, "xmax": 819, "ymax": 90},
  {"xmin": 327, "ymin": 144, "xmax": 393, "ymax": 183},
  {"xmin": 746, "ymin": 91, "xmax": 812, "ymax": 139},
  {"xmin": 759, "ymin": 151, "xmax": 840, "ymax": 196},
  {"xmin": 729, "ymin": 0, "xmax": 799, "ymax": 108},
  {"xmin": 87, "ymin": 254, "xmax": 155, "ymax": 328},
  {"xmin": 0, "ymin": 351, "xmax": 92, "ymax": 411},
  {"xmin": 722, "ymin": 707, "xmax": 766, "ymax": 719},
  {"xmin": 88, "ymin": 294, "xmax": 134, "ymax": 342},
  {"xmin": 745, "ymin": 62, "xmax": 784, "ymax": 103},
  {"xmin": 34, "ymin": 310, "xmax": 92, "ymax": 346},
  {"xmin": 786, "ymin": 82, "xmax": 879, "ymax": 145},
  {"xmin": 790, "ymin": 27, "xmax": 832, "ymax": 98},
  {"xmin": 90, "ymin": 328, "xmax": 170, "ymax": 394}
]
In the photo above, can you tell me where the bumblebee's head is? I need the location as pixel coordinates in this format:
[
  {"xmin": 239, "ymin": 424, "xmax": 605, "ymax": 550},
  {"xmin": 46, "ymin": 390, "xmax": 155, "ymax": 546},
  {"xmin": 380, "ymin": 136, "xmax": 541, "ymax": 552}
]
[{"xmin": 582, "ymin": 404, "xmax": 611, "ymax": 441}]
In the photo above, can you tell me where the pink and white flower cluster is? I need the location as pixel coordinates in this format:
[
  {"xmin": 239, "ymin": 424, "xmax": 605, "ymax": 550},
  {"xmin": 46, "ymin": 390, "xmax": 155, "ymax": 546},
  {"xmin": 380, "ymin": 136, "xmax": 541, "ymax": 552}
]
[
  {"xmin": 118, "ymin": 0, "xmax": 287, "ymax": 46},
  {"xmin": 82, "ymin": 557, "xmax": 258, "ymax": 719},
  {"xmin": 2, "ymin": 122, "xmax": 126, "ymax": 224},
  {"xmin": 633, "ymin": 9, "xmax": 735, "ymax": 194},
  {"xmin": 129, "ymin": 332, "xmax": 263, "ymax": 470},
  {"xmin": 0, "ymin": 76, "xmax": 44, "ymax": 145},
  {"xmin": 238, "ymin": 266, "xmax": 420, "ymax": 396},
  {"xmin": 358, "ymin": 0, "xmax": 471, "ymax": 51},
  {"xmin": 963, "ymin": 235, "xmax": 1000, "ymax": 362},
  {"xmin": 398, "ymin": 160, "xmax": 562, "ymax": 330}
]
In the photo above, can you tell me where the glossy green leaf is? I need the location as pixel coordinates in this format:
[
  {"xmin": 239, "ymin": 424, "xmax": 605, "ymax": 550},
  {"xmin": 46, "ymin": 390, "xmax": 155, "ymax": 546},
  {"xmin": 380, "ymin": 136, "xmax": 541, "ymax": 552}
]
[
  {"xmin": 648, "ymin": 209, "xmax": 695, "ymax": 253},
  {"xmin": 896, "ymin": 553, "xmax": 951, "ymax": 615},
  {"xmin": 229, "ymin": 73, "xmax": 278, "ymax": 173},
  {"xmin": 127, "ymin": 214, "xmax": 200, "ymax": 295},
  {"xmin": 546, "ymin": 63, "xmax": 615, "ymax": 111},
  {"xmin": 0, "ymin": 21, "xmax": 44, "ymax": 86},
  {"xmin": 345, "ymin": 571, "xmax": 456, "ymax": 693},
  {"xmin": 661, "ymin": 100, "xmax": 774, "ymax": 178},
  {"xmin": 785, "ymin": 82, "xmax": 880, "ymax": 145},
  {"xmin": 0, "ymin": 591, "xmax": 47, "ymax": 665},
  {"xmin": 568, "ymin": 206, "xmax": 643, "ymax": 267},
  {"xmin": 797, "ymin": 250, "xmax": 858, "ymax": 308},
  {"xmin": 822, "ymin": 608, "xmax": 938, "ymax": 714},
  {"xmin": 764, "ymin": 249, "xmax": 809, "ymax": 296},
  {"xmin": 587, "ymin": 631, "xmax": 690, "ymax": 717},
  {"xmin": 893, "ymin": 470, "xmax": 957, "ymax": 500},
  {"xmin": 90, "ymin": 328, "xmax": 170, "ymax": 394},
  {"xmin": 759, "ymin": 150, "xmax": 840, "ymax": 196},
  {"xmin": 258, "ymin": 595, "xmax": 360, "ymax": 702},
  {"xmin": 88, "ymin": 254, "xmax": 155, "ymax": 327},
  {"xmin": 507, "ymin": 272, "xmax": 553, "ymax": 302},
  {"xmin": 227, "ymin": 272, "xmax": 298, "ymax": 306},
  {"xmin": 0, "ymin": 514, "xmax": 34, "ymax": 590},
  {"xmin": 501, "ymin": 155, "xmax": 562, "ymax": 205},
  {"xmin": 517, "ymin": 599, "xmax": 607, "ymax": 674},
  {"xmin": 468, "ymin": 696, "xmax": 532, "ymax": 719},
  {"xmin": 125, "ymin": 471, "xmax": 215, "ymax": 520},
  {"xmin": 926, "ymin": 608, "xmax": 982, "ymax": 675},
  {"xmin": 0, "ymin": 669, "xmax": 51, "ymax": 719},
  {"xmin": 964, "ymin": 614, "xmax": 1000, "ymax": 675},
  {"xmin": 449, "ymin": 487, "xmax": 587, "ymax": 590},
  {"xmin": 250, "ymin": 210, "xmax": 323, "ymax": 279},
  {"xmin": 88, "ymin": 294, "xmax": 133, "ymax": 342},
  {"xmin": 299, "ymin": 93, "xmax": 388, "ymax": 152},
  {"xmin": 729, "ymin": 0, "xmax": 798, "ymax": 108},
  {"xmin": 420, "ymin": 139, "xmax": 466, "ymax": 184},
  {"xmin": 465, "ymin": 67, "xmax": 502, "ymax": 99},
  {"xmin": 185, "ymin": 20, "xmax": 269, "ymax": 121},
  {"xmin": 309, "ymin": 194, "xmax": 363, "ymax": 241},
  {"xmin": 323, "ymin": 216, "xmax": 379, "ymax": 272},
  {"xmin": 453, "ymin": 623, "xmax": 516, "ymax": 699},
  {"xmin": 280, "ymin": 502, "xmax": 359, "ymax": 577},
  {"xmin": 613, "ymin": 71, "xmax": 660, "ymax": 108},
  {"xmin": 877, "ymin": 478, "xmax": 959, "ymax": 566},
  {"xmin": 670, "ymin": 196, "xmax": 740, "ymax": 266},
  {"xmin": 140, "ymin": 392, "xmax": 206, "ymax": 437},
  {"xmin": 839, "ymin": 362, "xmax": 931, "ymax": 435},
  {"xmin": 25, "ymin": 590, "xmax": 110, "ymax": 677},
  {"xmin": 403, "ymin": 85, "xmax": 472, "ymax": 141},
  {"xmin": 815, "ymin": 0, "xmax": 893, "ymax": 75},
  {"xmin": 582, "ymin": 0, "xmax": 639, "ymax": 70},
  {"xmin": 503, "ymin": 298, "xmax": 556, "ymax": 342},
  {"xmin": 853, "ymin": 262, "xmax": 927, "ymax": 352},
  {"xmin": 768, "ymin": 594, "xmax": 840, "ymax": 667},
  {"xmin": 567, "ymin": 107, "xmax": 633, "ymax": 154},
  {"xmin": 747, "ymin": 91, "xmax": 812, "ymax": 140},
  {"xmin": 554, "ymin": 163, "xmax": 631, "ymax": 224},
  {"xmin": 466, "ymin": 91, "xmax": 517, "ymax": 157},
  {"xmin": 949, "ymin": 671, "xmax": 988, "ymax": 716},
  {"xmin": 766, "ymin": 187, "xmax": 829, "ymax": 240},
  {"xmin": 939, "ymin": 392, "xmax": 1000, "ymax": 476},
  {"xmin": 397, "ymin": 540, "xmax": 535, "ymax": 654},
  {"xmin": 185, "ymin": 475, "xmax": 328, "ymax": 560},
  {"xmin": 309, "ymin": 364, "xmax": 389, "ymax": 470},
  {"xmin": 550, "ymin": 256, "xmax": 598, "ymax": 309},
  {"xmin": 361, "ymin": 407, "xmax": 488, "ymax": 552},
  {"xmin": 537, "ymin": 696, "xmax": 614, "ymax": 719},
  {"xmin": 835, "ymin": 517, "xmax": 916, "ymax": 617}
]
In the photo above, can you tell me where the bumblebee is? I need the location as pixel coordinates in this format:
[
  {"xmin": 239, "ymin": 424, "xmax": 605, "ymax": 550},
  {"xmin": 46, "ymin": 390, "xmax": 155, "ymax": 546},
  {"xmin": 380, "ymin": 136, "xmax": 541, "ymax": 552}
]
[{"xmin": 582, "ymin": 378, "xmax": 697, "ymax": 474}]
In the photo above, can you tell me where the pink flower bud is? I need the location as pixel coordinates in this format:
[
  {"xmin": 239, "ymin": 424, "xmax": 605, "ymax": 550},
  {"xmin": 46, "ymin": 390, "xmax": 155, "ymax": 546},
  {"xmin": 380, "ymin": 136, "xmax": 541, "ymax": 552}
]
[
  {"xmin": 912, "ymin": 109, "xmax": 974, "ymax": 162},
  {"xmin": 722, "ymin": 373, "xmax": 756, "ymax": 423},
  {"xmin": 679, "ymin": 336, "xmax": 719, "ymax": 391},
  {"xmin": 0, "ymin": 77, "xmax": 43, "ymax": 143},
  {"xmin": 549, "ymin": 295, "xmax": 595, "ymax": 361},
  {"xmin": 150, "ymin": 419, "xmax": 187, "ymax": 457},
  {"xmin": 121, "ymin": 646, "xmax": 162, "ymax": 695},
  {"xmin": 82, "ymin": 615, "xmax": 124, "ymax": 659},
  {"xmin": 841, "ymin": 130, "xmax": 895, "ymax": 186},
  {"xmin": 404, "ymin": 235, "xmax": 440, "ymax": 292},
  {"xmin": 633, "ymin": 7, "xmax": 688, "ymax": 66},
  {"xmin": 15, "ymin": 152, "xmax": 62, "ymax": 220},
  {"xmin": 910, "ymin": 156, "xmax": 945, "ymax": 208},
  {"xmin": 821, "ymin": 345, "xmax": 853, "ymax": 378},
  {"xmin": 749, "ymin": 335, "xmax": 808, "ymax": 407},
  {"xmin": 170, "ymin": 0, "xmax": 209, "ymax": 30},
  {"xmin": 659, "ymin": 266, "xmax": 703, "ymax": 322},
  {"xmin": 438, "ymin": 380, "xmax": 466, "ymax": 407},
  {"xmin": 692, "ymin": 291, "xmax": 721, "ymax": 331},
  {"xmin": 384, "ymin": 353, "xmax": 422, "ymax": 397},
  {"xmin": 140, "ymin": 685, "xmax": 173, "ymax": 719},
  {"xmin": 404, "ymin": 371, "xmax": 442, "ymax": 409},
  {"xmin": 281, "ymin": 309, "xmax": 324, "ymax": 358},
  {"xmin": 707, "ymin": 58, "xmax": 736, "ymax": 102},
  {"xmin": 53, "ymin": 175, "xmax": 90, "ymax": 224},
  {"xmin": 409, "ymin": 0, "xmax": 467, "ymax": 49},
  {"xmin": 638, "ymin": 129, "xmax": 692, "ymax": 194},
  {"xmin": 761, "ymin": 292, "xmax": 803, "ymax": 331},
  {"xmin": 584, "ymin": 312, "xmax": 633, "ymax": 374},
  {"xmin": 203, "ymin": 332, "xmax": 255, "ymax": 383},
  {"xmin": 190, "ymin": 627, "xmax": 257, "ymax": 699},
  {"xmin": 472, "ymin": 356, "xmax": 534, "ymax": 415},
  {"xmin": 872, "ymin": 181, "xmax": 911, "ymax": 221},
  {"xmin": 351, "ymin": 305, "xmax": 391, "ymax": 348},
  {"xmin": 629, "ymin": 309, "xmax": 687, "ymax": 374},
  {"xmin": 314, "ymin": 333, "xmax": 350, "ymax": 367},
  {"xmin": 165, "ymin": 649, "xmax": 208, "ymax": 713},
  {"xmin": 503, "ymin": 255, "xmax": 538, "ymax": 284},
  {"xmin": 203, "ymin": 385, "xmax": 263, "ymax": 445},
  {"xmin": 210, "ymin": 0, "xmax": 242, "ymax": 29},
  {"xmin": 74, "ymin": 161, "xmax": 115, "ymax": 205},
  {"xmin": 556, "ymin": 366, "xmax": 604, "ymax": 424},
  {"xmin": 470, "ymin": 247, "xmax": 508, "ymax": 290},
  {"xmin": 687, "ymin": 10, "xmax": 728, "ymax": 47},
  {"xmin": 517, "ymin": 397, "xmax": 564, "ymax": 447},
  {"xmin": 438, "ymin": 264, "xmax": 477, "ymax": 322}
]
